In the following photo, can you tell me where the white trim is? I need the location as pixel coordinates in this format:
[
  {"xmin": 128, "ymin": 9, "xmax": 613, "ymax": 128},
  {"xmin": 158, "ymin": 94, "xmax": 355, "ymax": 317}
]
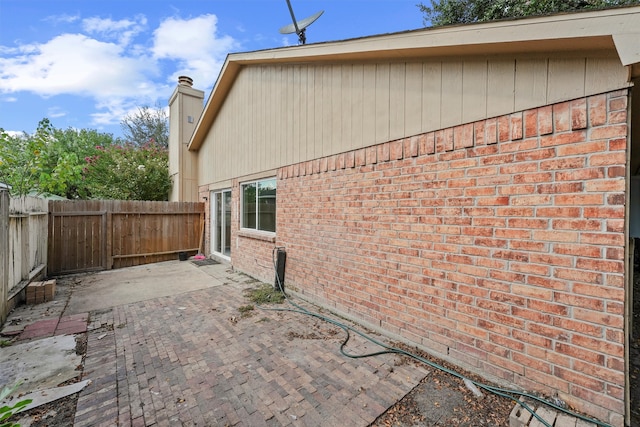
[{"xmin": 240, "ymin": 177, "xmax": 277, "ymax": 233}]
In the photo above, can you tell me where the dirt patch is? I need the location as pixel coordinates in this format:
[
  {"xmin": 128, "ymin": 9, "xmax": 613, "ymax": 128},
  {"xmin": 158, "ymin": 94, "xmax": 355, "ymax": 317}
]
[
  {"xmin": 16, "ymin": 394, "xmax": 79, "ymax": 427},
  {"xmin": 370, "ymin": 345, "xmax": 514, "ymax": 427}
]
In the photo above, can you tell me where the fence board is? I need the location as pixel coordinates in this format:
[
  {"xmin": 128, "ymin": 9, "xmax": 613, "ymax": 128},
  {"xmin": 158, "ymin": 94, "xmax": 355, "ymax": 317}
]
[
  {"xmin": 1, "ymin": 194, "xmax": 48, "ymax": 324},
  {"xmin": 8, "ymin": 196, "xmax": 48, "ymax": 291},
  {"xmin": 48, "ymin": 200, "xmax": 205, "ymax": 274},
  {"xmin": 0, "ymin": 190, "xmax": 8, "ymax": 325}
]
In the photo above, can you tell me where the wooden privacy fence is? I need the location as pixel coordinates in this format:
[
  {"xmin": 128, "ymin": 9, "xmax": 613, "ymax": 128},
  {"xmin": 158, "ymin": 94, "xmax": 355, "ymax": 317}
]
[
  {"xmin": 0, "ymin": 191, "xmax": 49, "ymax": 324},
  {"xmin": 48, "ymin": 200, "xmax": 205, "ymax": 275}
]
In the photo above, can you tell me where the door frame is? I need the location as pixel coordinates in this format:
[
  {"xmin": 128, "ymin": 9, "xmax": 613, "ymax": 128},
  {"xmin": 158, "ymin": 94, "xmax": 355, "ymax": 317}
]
[{"xmin": 210, "ymin": 189, "xmax": 232, "ymax": 261}]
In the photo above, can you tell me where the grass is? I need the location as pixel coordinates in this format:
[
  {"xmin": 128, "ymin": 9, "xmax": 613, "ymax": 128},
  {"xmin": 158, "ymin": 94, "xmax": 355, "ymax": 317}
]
[
  {"xmin": 244, "ymin": 284, "xmax": 285, "ymax": 305},
  {"xmin": 238, "ymin": 305, "xmax": 255, "ymax": 318}
]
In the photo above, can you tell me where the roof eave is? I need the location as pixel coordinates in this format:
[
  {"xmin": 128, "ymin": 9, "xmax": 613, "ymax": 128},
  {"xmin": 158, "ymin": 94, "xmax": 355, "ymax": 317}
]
[{"xmin": 188, "ymin": 6, "xmax": 640, "ymax": 151}]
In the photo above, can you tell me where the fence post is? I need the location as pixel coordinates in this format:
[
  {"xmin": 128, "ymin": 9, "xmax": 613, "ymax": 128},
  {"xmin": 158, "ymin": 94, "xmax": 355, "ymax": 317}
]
[{"xmin": 0, "ymin": 189, "xmax": 9, "ymax": 325}]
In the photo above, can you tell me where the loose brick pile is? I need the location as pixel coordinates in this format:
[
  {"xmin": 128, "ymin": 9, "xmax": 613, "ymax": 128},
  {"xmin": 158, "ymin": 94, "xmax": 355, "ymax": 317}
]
[{"xmin": 26, "ymin": 279, "xmax": 56, "ymax": 305}]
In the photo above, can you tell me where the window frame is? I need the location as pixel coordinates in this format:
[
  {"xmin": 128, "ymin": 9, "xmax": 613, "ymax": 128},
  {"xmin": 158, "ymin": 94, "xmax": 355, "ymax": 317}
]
[{"xmin": 240, "ymin": 177, "xmax": 276, "ymax": 234}]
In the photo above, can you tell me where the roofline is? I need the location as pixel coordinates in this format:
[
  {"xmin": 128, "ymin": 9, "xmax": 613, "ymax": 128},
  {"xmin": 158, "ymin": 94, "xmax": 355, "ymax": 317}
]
[{"xmin": 189, "ymin": 6, "xmax": 640, "ymax": 151}]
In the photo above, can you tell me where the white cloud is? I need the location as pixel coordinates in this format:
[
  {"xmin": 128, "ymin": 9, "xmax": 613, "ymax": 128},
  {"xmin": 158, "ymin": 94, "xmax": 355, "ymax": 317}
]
[
  {"xmin": 47, "ymin": 106, "xmax": 67, "ymax": 118},
  {"xmin": 0, "ymin": 12, "xmax": 239, "ymax": 128},
  {"xmin": 281, "ymin": 37, "xmax": 292, "ymax": 47},
  {"xmin": 152, "ymin": 14, "xmax": 238, "ymax": 89},
  {"xmin": 0, "ymin": 34, "xmax": 154, "ymax": 99},
  {"xmin": 0, "ymin": 32, "xmax": 164, "ymax": 126},
  {"xmin": 82, "ymin": 15, "xmax": 147, "ymax": 45},
  {"xmin": 43, "ymin": 14, "xmax": 80, "ymax": 25}
]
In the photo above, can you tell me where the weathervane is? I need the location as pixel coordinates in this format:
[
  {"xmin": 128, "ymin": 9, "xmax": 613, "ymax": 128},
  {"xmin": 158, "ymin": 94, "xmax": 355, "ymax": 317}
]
[{"xmin": 278, "ymin": 0, "xmax": 324, "ymax": 45}]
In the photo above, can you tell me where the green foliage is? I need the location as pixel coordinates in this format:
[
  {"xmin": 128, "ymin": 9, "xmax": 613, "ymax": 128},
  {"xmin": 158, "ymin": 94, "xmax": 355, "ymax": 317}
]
[
  {"xmin": 0, "ymin": 119, "xmax": 53, "ymax": 196},
  {"xmin": 40, "ymin": 127, "xmax": 116, "ymax": 199},
  {"xmin": 1, "ymin": 382, "xmax": 33, "ymax": 427},
  {"xmin": 83, "ymin": 141, "xmax": 171, "ymax": 201},
  {"xmin": 244, "ymin": 284, "xmax": 285, "ymax": 305},
  {"xmin": 0, "ymin": 119, "xmax": 115, "ymax": 198},
  {"xmin": 0, "ymin": 114, "xmax": 171, "ymax": 201},
  {"xmin": 238, "ymin": 304, "xmax": 255, "ymax": 318},
  {"xmin": 419, "ymin": 0, "xmax": 640, "ymax": 26},
  {"xmin": 121, "ymin": 105, "xmax": 169, "ymax": 148}
]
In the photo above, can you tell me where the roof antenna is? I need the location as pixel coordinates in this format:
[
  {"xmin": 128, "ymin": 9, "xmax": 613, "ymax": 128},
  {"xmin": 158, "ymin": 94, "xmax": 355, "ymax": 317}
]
[{"xmin": 279, "ymin": 0, "xmax": 323, "ymax": 45}]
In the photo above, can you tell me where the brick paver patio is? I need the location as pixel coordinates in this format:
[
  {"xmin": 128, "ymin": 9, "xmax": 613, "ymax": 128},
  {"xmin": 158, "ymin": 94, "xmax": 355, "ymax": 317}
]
[{"xmin": 74, "ymin": 265, "xmax": 428, "ymax": 426}]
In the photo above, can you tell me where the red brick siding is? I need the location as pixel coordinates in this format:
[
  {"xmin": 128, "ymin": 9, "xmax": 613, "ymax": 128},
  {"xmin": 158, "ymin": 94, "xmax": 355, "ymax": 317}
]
[{"xmin": 272, "ymin": 90, "xmax": 628, "ymax": 426}]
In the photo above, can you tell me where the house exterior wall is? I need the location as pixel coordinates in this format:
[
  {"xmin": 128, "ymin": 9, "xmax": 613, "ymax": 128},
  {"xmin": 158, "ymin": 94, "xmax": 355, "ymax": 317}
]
[
  {"xmin": 229, "ymin": 90, "xmax": 629, "ymax": 426},
  {"xmin": 196, "ymin": 54, "xmax": 628, "ymax": 188}
]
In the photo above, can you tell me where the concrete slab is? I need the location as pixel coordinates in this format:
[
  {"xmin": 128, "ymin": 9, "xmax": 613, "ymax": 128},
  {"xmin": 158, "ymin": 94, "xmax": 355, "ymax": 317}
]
[
  {"xmin": 63, "ymin": 260, "xmax": 226, "ymax": 315},
  {"xmin": 5, "ymin": 379, "xmax": 91, "ymax": 415},
  {"xmin": 0, "ymin": 335, "xmax": 82, "ymax": 396}
]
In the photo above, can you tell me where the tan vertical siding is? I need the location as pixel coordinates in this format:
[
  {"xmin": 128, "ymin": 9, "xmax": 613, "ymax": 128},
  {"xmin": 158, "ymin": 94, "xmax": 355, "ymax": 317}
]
[
  {"xmin": 313, "ymin": 67, "xmax": 323, "ymax": 159},
  {"xmin": 462, "ymin": 61, "xmax": 488, "ymax": 124},
  {"xmin": 297, "ymin": 66, "xmax": 307, "ymax": 164},
  {"xmin": 341, "ymin": 65, "xmax": 353, "ymax": 152},
  {"xmin": 514, "ymin": 58, "xmax": 548, "ymax": 111},
  {"xmin": 422, "ymin": 62, "xmax": 443, "ymax": 131},
  {"xmin": 389, "ymin": 63, "xmax": 406, "ymax": 141},
  {"xmin": 405, "ymin": 63, "xmax": 423, "ymax": 136},
  {"xmin": 441, "ymin": 61, "xmax": 463, "ymax": 129},
  {"xmin": 487, "ymin": 59, "xmax": 516, "ymax": 117},
  {"xmin": 586, "ymin": 57, "xmax": 630, "ymax": 97},
  {"xmin": 548, "ymin": 58, "xmax": 586, "ymax": 103},
  {"xmin": 375, "ymin": 63, "xmax": 390, "ymax": 144},
  {"xmin": 292, "ymin": 66, "xmax": 301, "ymax": 165},
  {"xmin": 305, "ymin": 67, "xmax": 314, "ymax": 162},
  {"xmin": 362, "ymin": 64, "xmax": 377, "ymax": 147},
  {"xmin": 197, "ymin": 54, "xmax": 628, "ymax": 185},
  {"xmin": 351, "ymin": 64, "xmax": 365, "ymax": 148},
  {"xmin": 331, "ymin": 65, "xmax": 342, "ymax": 155},
  {"xmin": 272, "ymin": 67, "xmax": 280, "ymax": 168}
]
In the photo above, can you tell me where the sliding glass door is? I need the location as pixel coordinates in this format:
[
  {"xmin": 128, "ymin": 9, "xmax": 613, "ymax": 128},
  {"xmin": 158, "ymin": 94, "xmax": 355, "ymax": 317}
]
[{"xmin": 211, "ymin": 190, "xmax": 231, "ymax": 258}]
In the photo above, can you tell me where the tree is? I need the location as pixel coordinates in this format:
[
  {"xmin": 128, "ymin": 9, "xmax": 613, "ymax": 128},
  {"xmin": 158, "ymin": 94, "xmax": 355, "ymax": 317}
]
[
  {"xmin": 0, "ymin": 119, "xmax": 54, "ymax": 196},
  {"xmin": 0, "ymin": 119, "xmax": 116, "ymax": 198},
  {"xmin": 120, "ymin": 105, "xmax": 169, "ymax": 148},
  {"xmin": 40, "ymin": 127, "xmax": 116, "ymax": 199},
  {"xmin": 83, "ymin": 141, "xmax": 171, "ymax": 201},
  {"xmin": 418, "ymin": 0, "xmax": 640, "ymax": 26},
  {"xmin": 1, "ymin": 118, "xmax": 170, "ymax": 200}
]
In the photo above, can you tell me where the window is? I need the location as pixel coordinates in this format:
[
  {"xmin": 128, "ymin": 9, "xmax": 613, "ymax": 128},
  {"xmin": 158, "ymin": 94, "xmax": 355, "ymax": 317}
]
[{"xmin": 241, "ymin": 178, "xmax": 276, "ymax": 232}]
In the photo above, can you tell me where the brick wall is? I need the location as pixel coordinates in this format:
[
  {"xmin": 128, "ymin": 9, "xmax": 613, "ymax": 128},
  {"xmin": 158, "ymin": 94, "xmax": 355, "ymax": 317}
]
[{"xmin": 272, "ymin": 90, "xmax": 628, "ymax": 426}]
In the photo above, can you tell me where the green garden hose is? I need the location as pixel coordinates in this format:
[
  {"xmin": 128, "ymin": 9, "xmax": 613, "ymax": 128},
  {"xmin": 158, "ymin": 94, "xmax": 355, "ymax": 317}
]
[{"xmin": 266, "ymin": 248, "xmax": 612, "ymax": 427}]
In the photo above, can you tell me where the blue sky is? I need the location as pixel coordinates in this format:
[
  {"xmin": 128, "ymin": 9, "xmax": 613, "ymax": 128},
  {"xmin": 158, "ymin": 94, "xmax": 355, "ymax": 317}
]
[{"xmin": 0, "ymin": 0, "xmax": 426, "ymax": 139}]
